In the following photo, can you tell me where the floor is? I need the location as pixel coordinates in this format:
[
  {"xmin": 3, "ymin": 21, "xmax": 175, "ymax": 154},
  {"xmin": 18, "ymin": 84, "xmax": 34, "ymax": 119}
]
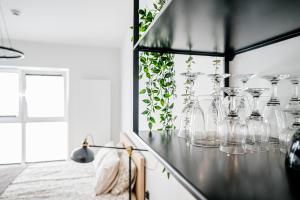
[{"xmin": 0, "ymin": 165, "xmax": 26, "ymax": 195}]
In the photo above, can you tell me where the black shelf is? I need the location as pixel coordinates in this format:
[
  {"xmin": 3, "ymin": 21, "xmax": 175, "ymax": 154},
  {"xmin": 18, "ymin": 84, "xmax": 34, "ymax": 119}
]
[
  {"xmin": 133, "ymin": 131, "xmax": 300, "ymax": 200},
  {"xmin": 135, "ymin": 0, "xmax": 300, "ymax": 59}
]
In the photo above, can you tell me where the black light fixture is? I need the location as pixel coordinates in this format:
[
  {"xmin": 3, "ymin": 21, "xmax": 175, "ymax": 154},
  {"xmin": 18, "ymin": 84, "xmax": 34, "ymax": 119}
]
[
  {"xmin": 70, "ymin": 138, "xmax": 94, "ymax": 163},
  {"xmin": 0, "ymin": 3, "xmax": 24, "ymax": 59},
  {"xmin": 71, "ymin": 137, "xmax": 147, "ymax": 200}
]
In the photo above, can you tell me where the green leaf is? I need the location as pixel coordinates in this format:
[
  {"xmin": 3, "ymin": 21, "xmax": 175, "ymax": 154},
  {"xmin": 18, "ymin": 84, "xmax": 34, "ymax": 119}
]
[
  {"xmin": 169, "ymin": 103, "xmax": 174, "ymax": 109},
  {"xmin": 165, "ymin": 82, "xmax": 172, "ymax": 87},
  {"xmin": 160, "ymin": 98, "xmax": 165, "ymax": 106},
  {"xmin": 142, "ymin": 110, "xmax": 148, "ymax": 115},
  {"xmin": 143, "ymin": 66, "xmax": 149, "ymax": 73},
  {"xmin": 159, "ymin": 79, "xmax": 165, "ymax": 87},
  {"xmin": 154, "ymin": 96, "xmax": 160, "ymax": 101},
  {"xmin": 139, "ymin": 89, "xmax": 146, "ymax": 94},
  {"xmin": 143, "ymin": 99, "xmax": 150, "ymax": 104},
  {"xmin": 146, "ymin": 73, "xmax": 151, "ymax": 79},
  {"xmin": 140, "ymin": 57, "xmax": 146, "ymax": 63},
  {"xmin": 140, "ymin": 26, "xmax": 147, "ymax": 32},
  {"xmin": 166, "ymin": 61, "xmax": 174, "ymax": 66},
  {"xmin": 152, "ymin": 89, "xmax": 159, "ymax": 94},
  {"xmin": 147, "ymin": 88, "xmax": 151, "ymax": 94},
  {"xmin": 149, "ymin": 116, "xmax": 156, "ymax": 123},
  {"xmin": 152, "ymin": 68, "xmax": 160, "ymax": 74},
  {"xmin": 138, "ymin": 9, "xmax": 145, "ymax": 15},
  {"xmin": 165, "ymin": 73, "xmax": 172, "ymax": 78},
  {"xmin": 163, "ymin": 93, "xmax": 171, "ymax": 98},
  {"xmin": 154, "ymin": 105, "xmax": 161, "ymax": 110}
]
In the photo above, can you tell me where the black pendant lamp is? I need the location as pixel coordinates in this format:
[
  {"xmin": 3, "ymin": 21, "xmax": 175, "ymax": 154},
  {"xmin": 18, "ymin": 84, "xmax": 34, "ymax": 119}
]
[
  {"xmin": 70, "ymin": 138, "xmax": 94, "ymax": 163},
  {"xmin": 0, "ymin": 2, "xmax": 24, "ymax": 59}
]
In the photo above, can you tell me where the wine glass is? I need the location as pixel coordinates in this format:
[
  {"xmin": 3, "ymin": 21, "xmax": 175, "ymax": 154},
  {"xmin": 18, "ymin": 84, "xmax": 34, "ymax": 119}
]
[
  {"xmin": 206, "ymin": 73, "xmax": 230, "ymax": 122},
  {"xmin": 245, "ymin": 88, "xmax": 270, "ymax": 152},
  {"xmin": 178, "ymin": 72, "xmax": 203, "ymax": 139},
  {"xmin": 233, "ymin": 74, "xmax": 255, "ymax": 124},
  {"xmin": 285, "ymin": 75, "xmax": 300, "ymax": 109},
  {"xmin": 219, "ymin": 87, "xmax": 248, "ymax": 155},
  {"xmin": 262, "ymin": 74, "xmax": 289, "ymax": 150},
  {"xmin": 195, "ymin": 95, "xmax": 221, "ymax": 147},
  {"xmin": 190, "ymin": 96, "xmax": 206, "ymax": 147},
  {"xmin": 279, "ymin": 108, "xmax": 300, "ymax": 153}
]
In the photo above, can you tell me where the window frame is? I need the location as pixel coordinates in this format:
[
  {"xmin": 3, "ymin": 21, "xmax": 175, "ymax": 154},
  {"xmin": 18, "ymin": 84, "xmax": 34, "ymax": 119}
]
[{"xmin": 0, "ymin": 67, "xmax": 69, "ymax": 164}]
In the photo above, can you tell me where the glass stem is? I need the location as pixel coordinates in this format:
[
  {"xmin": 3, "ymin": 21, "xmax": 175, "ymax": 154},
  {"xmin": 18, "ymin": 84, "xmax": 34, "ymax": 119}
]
[
  {"xmin": 292, "ymin": 83, "xmax": 299, "ymax": 99},
  {"xmin": 242, "ymin": 81, "xmax": 246, "ymax": 90},
  {"xmin": 252, "ymin": 96, "xmax": 260, "ymax": 116},
  {"xmin": 271, "ymin": 83, "xmax": 278, "ymax": 99},
  {"xmin": 229, "ymin": 95, "xmax": 237, "ymax": 116}
]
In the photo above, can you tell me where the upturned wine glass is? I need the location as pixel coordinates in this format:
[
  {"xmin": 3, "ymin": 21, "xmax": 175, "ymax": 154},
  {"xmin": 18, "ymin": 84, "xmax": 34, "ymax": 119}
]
[
  {"xmin": 219, "ymin": 87, "xmax": 248, "ymax": 155},
  {"xmin": 233, "ymin": 74, "xmax": 255, "ymax": 124},
  {"xmin": 195, "ymin": 95, "xmax": 221, "ymax": 147},
  {"xmin": 279, "ymin": 108, "xmax": 300, "ymax": 153},
  {"xmin": 245, "ymin": 88, "xmax": 270, "ymax": 152},
  {"xmin": 206, "ymin": 73, "xmax": 230, "ymax": 122},
  {"xmin": 178, "ymin": 72, "xmax": 204, "ymax": 140},
  {"xmin": 190, "ymin": 96, "xmax": 206, "ymax": 147},
  {"xmin": 262, "ymin": 74, "xmax": 289, "ymax": 149}
]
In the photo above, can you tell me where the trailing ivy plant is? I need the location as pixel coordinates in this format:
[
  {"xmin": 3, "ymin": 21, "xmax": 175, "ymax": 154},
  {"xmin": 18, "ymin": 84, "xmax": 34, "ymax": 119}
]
[
  {"xmin": 183, "ymin": 55, "xmax": 195, "ymax": 104},
  {"xmin": 212, "ymin": 57, "xmax": 222, "ymax": 91},
  {"xmin": 138, "ymin": 0, "xmax": 176, "ymax": 132}
]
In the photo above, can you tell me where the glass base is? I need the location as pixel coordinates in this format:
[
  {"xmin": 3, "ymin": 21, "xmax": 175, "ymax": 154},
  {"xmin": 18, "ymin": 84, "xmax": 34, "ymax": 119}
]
[
  {"xmin": 269, "ymin": 137, "xmax": 279, "ymax": 144},
  {"xmin": 246, "ymin": 138, "xmax": 257, "ymax": 153},
  {"xmin": 191, "ymin": 138, "xmax": 219, "ymax": 148},
  {"xmin": 219, "ymin": 143, "xmax": 246, "ymax": 155},
  {"xmin": 267, "ymin": 98, "xmax": 280, "ymax": 106}
]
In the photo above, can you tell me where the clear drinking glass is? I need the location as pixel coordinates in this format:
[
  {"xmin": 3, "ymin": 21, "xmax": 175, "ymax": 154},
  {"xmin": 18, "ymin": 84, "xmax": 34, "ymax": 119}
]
[
  {"xmin": 178, "ymin": 72, "xmax": 203, "ymax": 139},
  {"xmin": 190, "ymin": 97, "xmax": 206, "ymax": 147},
  {"xmin": 285, "ymin": 75, "xmax": 300, "ymax": 109},
  {"xmin": 262, "ymin": 74, "xmax": 289, "ymax": 149},
  {"xmin": 279, "ymin": 109, "xmax": 300, "ymax": 153},
  {"xmin": 245, "ymin": 88, "xmax": 270, "ymax": 152},
  {"xmin": 219, "ymin": 87, "xmax": 248, "ymax": 155},
  {"xmin": 195, "ymin": 96, "xmax": 221, "ymax": 147}
]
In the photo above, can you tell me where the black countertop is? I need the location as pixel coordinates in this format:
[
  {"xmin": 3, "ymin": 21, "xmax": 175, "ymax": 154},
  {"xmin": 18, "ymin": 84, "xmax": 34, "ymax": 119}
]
[{"xmin": 133, "ymin": 131, "xmax": 300, "ymax": 200}]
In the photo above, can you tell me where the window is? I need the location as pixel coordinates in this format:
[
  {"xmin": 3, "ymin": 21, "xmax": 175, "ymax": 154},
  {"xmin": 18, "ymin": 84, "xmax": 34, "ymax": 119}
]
[{"xmin": 0, "ymin": 68, "xmax": 68, "ymax": 164}]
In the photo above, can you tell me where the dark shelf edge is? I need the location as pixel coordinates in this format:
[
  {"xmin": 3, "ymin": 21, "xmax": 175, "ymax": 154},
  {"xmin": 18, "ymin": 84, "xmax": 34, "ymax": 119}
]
[
  {"xmin": 130, "ymin": 132, "xmax": 208, "ymax": 200},
  {"xmin": 137, "ymin": 46, "xmax": 225, "ymax": 57},
  {"xmin": 234, "ymin": 28, "xmax": 300, "ymax": 56}
]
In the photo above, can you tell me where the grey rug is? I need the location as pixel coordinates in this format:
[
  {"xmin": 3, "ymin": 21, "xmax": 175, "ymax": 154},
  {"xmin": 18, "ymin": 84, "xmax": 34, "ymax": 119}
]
[{"xmin": 0, "ymin": 165, "xmax": 26, "ymax": 195}]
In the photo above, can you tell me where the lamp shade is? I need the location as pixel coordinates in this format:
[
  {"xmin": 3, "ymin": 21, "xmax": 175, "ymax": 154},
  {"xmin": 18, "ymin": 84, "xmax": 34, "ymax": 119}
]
[{"xmin": 70, "ymin": 146, "xmax": 94, "ymax": 163}]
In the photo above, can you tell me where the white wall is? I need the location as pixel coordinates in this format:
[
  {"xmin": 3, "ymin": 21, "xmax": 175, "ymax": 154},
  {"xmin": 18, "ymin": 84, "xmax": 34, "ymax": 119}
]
[
  {"xmin": 0, "ymin": 40, "xmax": 121, "ymax": 154},
  {"xmin": 121, "ymin": 30, "xmax": 133, "ymax": 133}
]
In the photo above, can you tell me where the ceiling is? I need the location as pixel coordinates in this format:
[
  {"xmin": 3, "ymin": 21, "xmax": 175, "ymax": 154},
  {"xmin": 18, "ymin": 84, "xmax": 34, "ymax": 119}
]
[{"xmin": 1, "ymin": 0, "xmax": 133, "ymax": 48}]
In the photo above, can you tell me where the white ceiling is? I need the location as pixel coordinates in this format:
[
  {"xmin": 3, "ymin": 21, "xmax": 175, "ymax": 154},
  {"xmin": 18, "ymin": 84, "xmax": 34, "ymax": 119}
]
[{"xmin": 1, "ymin": 0, "xmax": 133, "ymax": 47}]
